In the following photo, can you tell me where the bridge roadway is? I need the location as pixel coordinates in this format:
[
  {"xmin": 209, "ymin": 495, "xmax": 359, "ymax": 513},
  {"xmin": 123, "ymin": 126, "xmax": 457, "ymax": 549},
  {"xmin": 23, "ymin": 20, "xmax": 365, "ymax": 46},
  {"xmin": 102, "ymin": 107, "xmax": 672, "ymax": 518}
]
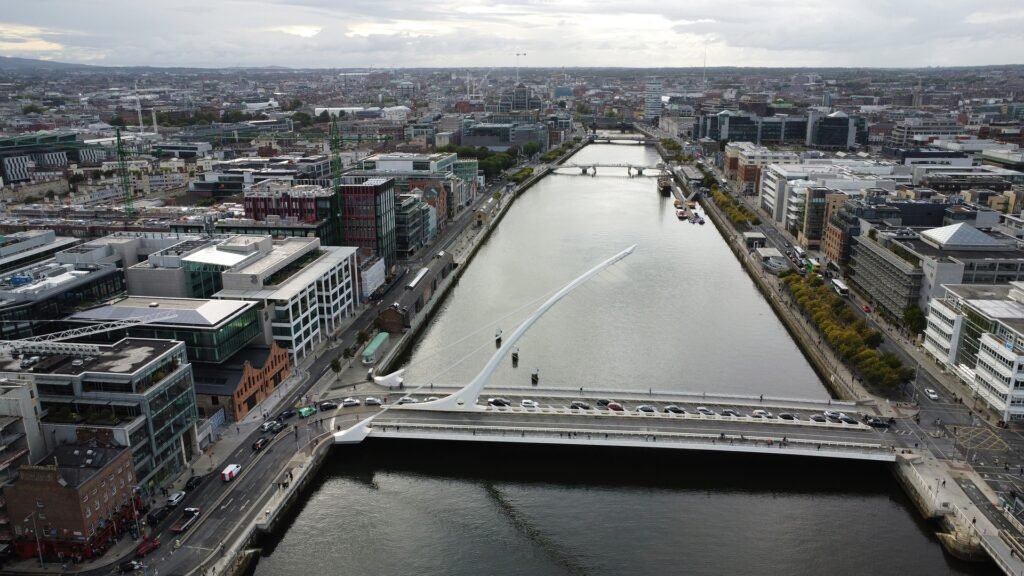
[{"xmin": 335, "ymin": 394, "xmax": 898, "ymax": 463}]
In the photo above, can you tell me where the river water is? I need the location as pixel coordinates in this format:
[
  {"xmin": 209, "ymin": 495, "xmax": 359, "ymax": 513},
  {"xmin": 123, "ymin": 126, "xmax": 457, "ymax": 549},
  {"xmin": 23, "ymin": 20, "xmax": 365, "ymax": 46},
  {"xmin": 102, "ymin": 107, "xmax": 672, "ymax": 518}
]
[{"xmin": 248, "ymin": 143, "xmax": 996, "ymax": 575}]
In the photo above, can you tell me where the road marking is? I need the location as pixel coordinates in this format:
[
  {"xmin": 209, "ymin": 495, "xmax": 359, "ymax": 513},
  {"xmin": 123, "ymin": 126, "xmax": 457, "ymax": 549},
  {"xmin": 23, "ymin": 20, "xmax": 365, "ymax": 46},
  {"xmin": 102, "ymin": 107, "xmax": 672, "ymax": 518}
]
[
  {"xmin": 220, "ymin": 498, "xmax": 234, "ymax": 510},
  {"xmin": 239, "ymin": 498, "xmax": 251, "ymax": 511}
]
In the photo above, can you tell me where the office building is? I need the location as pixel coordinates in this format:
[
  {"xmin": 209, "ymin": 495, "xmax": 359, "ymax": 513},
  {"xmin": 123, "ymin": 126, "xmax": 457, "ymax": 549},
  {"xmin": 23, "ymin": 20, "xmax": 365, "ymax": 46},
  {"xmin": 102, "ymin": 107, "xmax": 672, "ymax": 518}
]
[
  {"xmin": 243, "ymin": 182, "xmax": 342, "ymax": 246},
  {"xmin": 0, "ymin": 231, "xmax": 80, "ymax": 275},
  {"xmin": 338, "ymin": 178, "xmax": 397, "ymax": 267},
  {"xmin": 213, "ymin": 236, "xmax": 359, "ymax": 363},
  {"xmin": 644, "ymin": 78, "xmax": 662, "ymax": 121},
  {"xmin": 924, "ymin": 282, "xmax": 1024, "ymax": 422},
  {"xmin": 3, "ymin": 338, "xmax": 197, "ymax": 491}
]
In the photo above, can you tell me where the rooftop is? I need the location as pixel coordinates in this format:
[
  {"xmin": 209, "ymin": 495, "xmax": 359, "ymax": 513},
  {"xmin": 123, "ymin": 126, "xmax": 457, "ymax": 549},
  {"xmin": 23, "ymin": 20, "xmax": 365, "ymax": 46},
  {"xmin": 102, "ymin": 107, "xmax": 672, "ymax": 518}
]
[
  {"xmin": 65, "ymin": 296, "xmax": 255, "ymax": 328},
  {"xmin": 226, "ymin": 237, "xmax": 315, "ymax": 279},
  {"xmin": 0, "ymin": 338, "xmax": 178, "ymax": 377},
  {"xmin": 43, "ymin": 443, "xmax": 129, "ymax": 489}
]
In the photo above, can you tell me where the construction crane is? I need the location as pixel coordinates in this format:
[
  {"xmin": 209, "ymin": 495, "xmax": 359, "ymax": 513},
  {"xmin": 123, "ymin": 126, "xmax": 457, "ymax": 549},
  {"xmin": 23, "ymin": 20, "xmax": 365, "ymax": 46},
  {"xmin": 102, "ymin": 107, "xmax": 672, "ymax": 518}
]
[
  {"xmin": 329, "ymin": 113, "xmax": 342, "ymax": 193},
  {"xmin": 115, "ymin": 127, "xmax": 135, "ymax": 220},
  {"xmin": 1, "ymin": 311, "xmax": 178, "ymax": 357}
]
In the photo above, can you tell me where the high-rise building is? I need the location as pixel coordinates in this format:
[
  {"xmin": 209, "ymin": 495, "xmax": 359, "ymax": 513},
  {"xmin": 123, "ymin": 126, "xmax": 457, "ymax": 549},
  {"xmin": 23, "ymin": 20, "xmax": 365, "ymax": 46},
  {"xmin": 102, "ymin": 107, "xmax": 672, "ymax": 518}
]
[
  {"xmin": 339, "ymin": 178, "xmax": 398, "ymax": 266},
  {"xmin": 644, "ymin": 78, "xmax": 662, "ymax": 121}
]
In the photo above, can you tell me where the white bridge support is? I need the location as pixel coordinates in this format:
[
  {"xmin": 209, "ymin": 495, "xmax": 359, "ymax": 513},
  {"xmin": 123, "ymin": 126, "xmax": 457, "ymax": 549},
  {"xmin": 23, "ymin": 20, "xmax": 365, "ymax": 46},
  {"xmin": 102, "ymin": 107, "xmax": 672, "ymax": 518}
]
[{"xmin": 393, "ymin": 245, "xmax": 636, "ymax": 412}]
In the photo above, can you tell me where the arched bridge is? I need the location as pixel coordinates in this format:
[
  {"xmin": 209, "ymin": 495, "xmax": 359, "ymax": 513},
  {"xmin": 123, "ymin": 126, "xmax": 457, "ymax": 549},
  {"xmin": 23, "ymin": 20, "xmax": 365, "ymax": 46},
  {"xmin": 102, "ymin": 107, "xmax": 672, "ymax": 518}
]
[{"xmin": 589, "ymin": 134, "xmax": 656, "ymax": 144}]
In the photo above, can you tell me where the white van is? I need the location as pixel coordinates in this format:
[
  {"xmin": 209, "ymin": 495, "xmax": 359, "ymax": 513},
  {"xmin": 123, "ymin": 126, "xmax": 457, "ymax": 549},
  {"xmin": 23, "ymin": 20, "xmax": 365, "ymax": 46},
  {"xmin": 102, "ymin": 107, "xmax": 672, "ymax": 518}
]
[{"xmin": 221, "ymin": 463, "xmax": 241, "ymax": 482}]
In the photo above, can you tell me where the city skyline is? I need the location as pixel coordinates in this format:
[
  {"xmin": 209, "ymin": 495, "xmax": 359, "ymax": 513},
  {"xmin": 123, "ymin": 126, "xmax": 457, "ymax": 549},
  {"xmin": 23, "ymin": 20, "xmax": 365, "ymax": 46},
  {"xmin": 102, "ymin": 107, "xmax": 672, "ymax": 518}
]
[{"xmin": 1, "ymin": 0, "xmax": 1022, "ymax": 69}]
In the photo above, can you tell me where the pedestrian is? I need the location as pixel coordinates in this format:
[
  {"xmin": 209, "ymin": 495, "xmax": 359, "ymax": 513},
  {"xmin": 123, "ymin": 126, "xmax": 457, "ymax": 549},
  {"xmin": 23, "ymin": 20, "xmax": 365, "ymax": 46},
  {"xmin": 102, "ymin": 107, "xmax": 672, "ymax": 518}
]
[
  {"xmin": 942, "ymin": 480, "xmax": 946, "ymax": 487},
  {"xmin": 759, "ymin": 394, "xmax": 763, "ymax": 403}
]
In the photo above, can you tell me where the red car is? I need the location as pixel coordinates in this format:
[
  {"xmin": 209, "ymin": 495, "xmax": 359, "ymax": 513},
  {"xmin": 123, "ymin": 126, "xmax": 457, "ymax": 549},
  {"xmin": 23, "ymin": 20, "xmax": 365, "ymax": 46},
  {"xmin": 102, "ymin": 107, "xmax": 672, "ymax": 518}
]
[
  {"xmin": 607, "ymin": 402, "xmax": 625, "ymax": 412},
  {"xmin": 863, "ymin": 305, "xmax": 871, "ymax": 313},
  {"xmin": 136, "ymin": 536, "xmax": 161, "ymax": 558}
]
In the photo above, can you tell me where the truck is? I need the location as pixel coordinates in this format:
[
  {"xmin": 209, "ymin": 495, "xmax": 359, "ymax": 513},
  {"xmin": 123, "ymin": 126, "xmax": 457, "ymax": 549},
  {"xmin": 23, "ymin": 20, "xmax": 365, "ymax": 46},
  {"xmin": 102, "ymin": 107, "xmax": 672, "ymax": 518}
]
[
  {"xmin": 170, "ymin": 507, "xmax": 201, "ymax": 533},
  {"xmin": 221, "ymin": 463, "xmax": 241, "ymax": 482}
]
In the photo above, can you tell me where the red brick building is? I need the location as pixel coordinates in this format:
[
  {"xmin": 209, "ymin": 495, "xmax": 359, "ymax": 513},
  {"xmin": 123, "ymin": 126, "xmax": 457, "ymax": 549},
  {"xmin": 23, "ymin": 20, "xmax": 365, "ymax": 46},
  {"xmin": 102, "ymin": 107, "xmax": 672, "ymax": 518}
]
[
  {"xmin": 193, "ymin": 343, "xmax": 292, "ymax": 421},
  {"xmin": 5, "ymin": 442, "xmax": 139, "ymax": 562}
]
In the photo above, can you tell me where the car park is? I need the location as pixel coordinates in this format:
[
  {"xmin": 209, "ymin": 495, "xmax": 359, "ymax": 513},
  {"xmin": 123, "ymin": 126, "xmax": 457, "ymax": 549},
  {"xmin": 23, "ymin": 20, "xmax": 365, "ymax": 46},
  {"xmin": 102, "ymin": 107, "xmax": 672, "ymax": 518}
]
[
  {"xmin": 521, "ymin": 399, "xmax": 539, "ymax": 409},
  {"xmin": 166, "ymin": 491, "xmax": 186, "ymax": 507},
  {"xmin": 184, "ymin": 475, "xmax": 204, "ymax": 491},
  {"xmin": 720, "ymin": 408, "xmax": 739, "ymax": 417},
  {"xmin": 319, "ymin": 401, "xmax": 339, "ymax": 410},
  {"xmin": 924, "ymin": 388, "xmax": 940, "ymax": 401},
  {"xmin": 809, "ymin": 414, "xmax": 827, "ymax": 423},
  {"xmin": 607, "ymin": 402, "xmax": 625, "ymax": 412},
  {"xmin": 636, "ymin": 405, "xmax": 656, "ymax": 413},
  {"xmin": 663, "ymin": 405, "xmax": 686, "ymax": 414},
  {"xmin": 252, "ymin": 437, "xmax": 270, "ymax": 451},
  {"xmin": 365, "ymin": 397, "xmax": 382, "ymax": 406},
  {"xmin": 695, "ymin": 406, "xmax": 715, "ymax": 416},
  {"xmin": 342, "ymin": 397, "xmax": 361, "ymax": 407},
  {"xmin": 487, "ymin": 397, "xmax": 511, "ymax": 407},
  {"xmin": 570, "ymin": 401, "xmax": 591, "ymax": 410}
]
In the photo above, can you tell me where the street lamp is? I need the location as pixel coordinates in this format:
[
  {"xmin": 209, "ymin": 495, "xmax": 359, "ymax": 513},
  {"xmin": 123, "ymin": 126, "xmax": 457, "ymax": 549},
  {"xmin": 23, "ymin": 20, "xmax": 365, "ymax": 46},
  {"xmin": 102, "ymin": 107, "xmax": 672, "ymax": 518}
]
[{"xmin": 24, "ymin": 510, "xmax": 43, "ymax": 566}]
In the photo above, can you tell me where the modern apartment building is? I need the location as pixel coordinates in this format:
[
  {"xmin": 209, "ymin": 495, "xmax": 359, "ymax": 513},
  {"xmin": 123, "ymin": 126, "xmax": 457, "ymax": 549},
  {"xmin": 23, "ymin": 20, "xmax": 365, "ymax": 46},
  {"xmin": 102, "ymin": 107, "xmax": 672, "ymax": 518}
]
[
  {"xmin": 242, "ymin": 182, "xmax": 342, "ymax": 246},
  {"xmin": 644, "ymin": 78, "xmax": 662, "ymax": 121},
  {"xmin": 885, "ymin": 118, "xmax": 963, "ymax": 149}
]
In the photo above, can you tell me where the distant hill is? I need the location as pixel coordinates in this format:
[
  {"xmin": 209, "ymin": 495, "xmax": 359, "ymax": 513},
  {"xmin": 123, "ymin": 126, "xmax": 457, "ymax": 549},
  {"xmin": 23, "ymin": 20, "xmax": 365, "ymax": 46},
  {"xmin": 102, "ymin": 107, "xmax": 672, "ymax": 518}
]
[{"xmin": 0, "ymin": 56, "xmax": 95, "ymax": 71}]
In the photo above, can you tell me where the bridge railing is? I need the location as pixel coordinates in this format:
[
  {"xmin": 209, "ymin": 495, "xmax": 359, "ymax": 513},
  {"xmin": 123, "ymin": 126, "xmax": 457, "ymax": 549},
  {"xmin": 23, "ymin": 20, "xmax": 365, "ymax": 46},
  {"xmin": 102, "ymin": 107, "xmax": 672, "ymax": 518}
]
[
  {"xmin": 479, "ymin": 405, "xmax": 872, "ymax": 430},
  {"xmin": 371, "ymin": 422, "xmax": 893, "ymax": 458}
]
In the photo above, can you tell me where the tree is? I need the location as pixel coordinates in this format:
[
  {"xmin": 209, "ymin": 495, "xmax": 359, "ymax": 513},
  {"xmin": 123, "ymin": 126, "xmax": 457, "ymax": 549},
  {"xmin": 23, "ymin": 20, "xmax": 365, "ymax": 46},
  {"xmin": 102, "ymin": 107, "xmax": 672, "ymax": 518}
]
[
  {"xmin": 285, "ymin": 98, "xmax": 303, "ymax": 111},
  {"xmin": 330, "ymin": 357, "xmax": 342, "ymax": 379},
  {"xmin": 22, "ymin": 104, "xmax": 44, "ymax": 115},
  {"xmin": 109, "ymin": 116, "xmax": 127, "ymax": 127},
  {"xmin": 557, "ymin": 100, "xmax": 567, "ymax": 109},
  {"xmin": 522, "ymin": 141, "xmax": 542, "ymax": 157},
  {"xmin": 317, "ymin": 110, "xmax": 331, "ymax": 123},
  {"xmin": 903, "ymin": 306, "xmax": 926, "ymax": 335},
  {"xmin": 291, "ymin": 111, "xmax": 313, "ymax": 127}
]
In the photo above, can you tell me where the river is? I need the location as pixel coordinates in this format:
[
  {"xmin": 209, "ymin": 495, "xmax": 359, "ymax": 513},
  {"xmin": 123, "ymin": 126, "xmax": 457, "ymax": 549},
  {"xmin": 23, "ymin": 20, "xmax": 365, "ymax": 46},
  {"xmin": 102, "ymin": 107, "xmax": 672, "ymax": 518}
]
[{"xmin": 247, "ymin": 142, "xmax": 996, "ymax": 575}]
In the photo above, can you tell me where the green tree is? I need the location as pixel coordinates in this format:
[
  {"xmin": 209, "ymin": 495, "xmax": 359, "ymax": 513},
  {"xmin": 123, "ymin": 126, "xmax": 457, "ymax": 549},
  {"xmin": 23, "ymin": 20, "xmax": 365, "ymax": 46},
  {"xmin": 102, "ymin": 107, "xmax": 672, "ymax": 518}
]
[
  {"xmin": 291, "ymin": 111, "xmax": 313, "ymax": 127},
  {"xmin": 330, "ymin": 357, "xmax": 342, "ymax": 379},
  {"xmin": 285, "ymin": 98, "xmax": 303, "ymax": 111},
  {"xmin": 317, "ymin": 110, "xmax": 331, "ymax": 123},
  {"xmin": 903, "ymin": 306, "xmax": 926, "ymax": 334},
  {"xmin": 109, "ymin": 116, "xmax": 127, "ymax": 127},
  {"xmin": 522, "ymin": 141, "xmax": 542, "ymax": 157},
  {"xmin": 22, "ymin": 104, "xmax": 44, "ymax": 114},
  {"xmin": 557, "ymin": 100, "xmax": 567, "ymax": 109}
]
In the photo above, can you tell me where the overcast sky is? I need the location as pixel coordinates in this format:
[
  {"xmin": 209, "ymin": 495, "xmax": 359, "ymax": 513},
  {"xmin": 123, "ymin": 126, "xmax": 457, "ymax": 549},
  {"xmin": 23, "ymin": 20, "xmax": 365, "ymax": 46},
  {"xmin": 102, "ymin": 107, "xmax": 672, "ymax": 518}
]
[{"xmin": 2, "ymin": 0, "xmax": 1023, "ymax": 69}]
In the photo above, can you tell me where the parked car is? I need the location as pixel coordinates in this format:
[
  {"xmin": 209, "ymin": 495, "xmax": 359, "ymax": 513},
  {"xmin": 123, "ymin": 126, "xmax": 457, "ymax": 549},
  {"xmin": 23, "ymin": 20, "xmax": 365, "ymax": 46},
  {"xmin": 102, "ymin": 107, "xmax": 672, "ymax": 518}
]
[
  {"xmin": 260, "ymin": 420, "xmax": 279, "ymax": 432},
  {"xmin": 119, "ymin": 560, "xmax": 144, "ymax": 574},
  {"xmin": 319, "ymin": 401, "xmax": 339, "ymax": 410},
  {"xmin": 146, "ymin": 506, "xmax": 170, "ymax": 526},
  {"xmin": 778, "ymin": 413, "xmax": 798, "ymax": 421},
  {"xmin": 839, "ymin": 415, "xmax": 859, "ymax": 425},
  {"xmin": 809, "ymin": 414, "xmax": 827, "ymax": 423},
  {"xmin": 863, "ymin": 304, "xmax": 871, "ymax": 313},
  {"xmin": 596, "ymin": 399, "xmax": 613, "ymax": 407},
  {"xmin": 342, "ymin": 397, "xmax": 361, "ymax": 407},
  {"xmin": 268, "ymin": 420, "xmax": 286, "ymax": 434},
  {"xmin": 252, "ymin": 437, "xmax": 270, "ymax": 451},
  {"xmin": 277, "ymin": 409, "xmax": 297, "ymax": 420},
  {"xmin": 636, "ymin": 405, "xmax": 656, "ymax": 413},
  {"xmin": 663, "ymin": 405, "xmax": 686, "ymax": 414},
  {"xmin": 823, "ymin": 410, "xmax": 841, "ymax": 419},
  {"xmin": 569, "ymin": 400, "xmax": 591, "ymax": 410},
  {"xmin": 695, "ymin": 406, "xmax": 715, "ymax": 416},
  {"xmin": 365, "ymin": 397, "xmax": 382, "ymax": 406},
  {"xmin": 396, "ymin": 396, "xmax": 417, "ymax": 405},
  {"xmin": 521, "ymin": 399, "xmax": 539, "ymax": 409},
  {"xmin": 607, "ymin": 402, "xmax": 625, "ymax": 412},
  {"xmin": 720, "ymin": 408, "xmax": 739, "ymax": 417},
  {"xmin": 135, "ymin": 536, "xmax": 161, "ymax": 558},
  {"xmin": 184, "ymin": 475, "xmax": 204, "ymax": 491},
  {"xmin": 487, "ymin": 397, "xmax": 511, "ymax": 407},
  {"xmin": 166, "ymin": 491, "xmax": 186, "ymax": 508},
  {"xmin": 924, "ymin": 388, "xmax": 940, "ymax": 401},
  {"xmin": 751, "ymin": 409, "xmax": 774, "ymax": 419},
  {"xmin": 865, "ymin": 417, "xmax": 891, "ymax": 428}
]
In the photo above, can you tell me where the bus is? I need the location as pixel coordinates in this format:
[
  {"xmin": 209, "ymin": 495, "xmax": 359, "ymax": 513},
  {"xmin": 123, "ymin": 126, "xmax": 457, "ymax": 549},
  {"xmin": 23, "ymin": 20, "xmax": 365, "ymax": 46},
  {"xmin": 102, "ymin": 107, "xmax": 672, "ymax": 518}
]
[
  {"xmin": 793, "ymin": 246, "xmax": 807, "ymax": 260},
  {"xmin": 831, "ymin": 278, "xmax": 850, "ymax": 297}
]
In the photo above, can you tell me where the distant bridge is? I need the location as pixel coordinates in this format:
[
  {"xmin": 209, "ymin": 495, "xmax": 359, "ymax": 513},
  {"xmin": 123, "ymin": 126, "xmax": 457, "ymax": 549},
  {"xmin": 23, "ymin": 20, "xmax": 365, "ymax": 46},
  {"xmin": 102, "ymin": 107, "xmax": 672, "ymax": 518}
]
[
  {"xmin": 557, "ymin": 162, "xmax": 664, "ymax": 176},
  {"xmin": 589, "ymin": 134, "xmax": 656, "ymax": 144}
]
